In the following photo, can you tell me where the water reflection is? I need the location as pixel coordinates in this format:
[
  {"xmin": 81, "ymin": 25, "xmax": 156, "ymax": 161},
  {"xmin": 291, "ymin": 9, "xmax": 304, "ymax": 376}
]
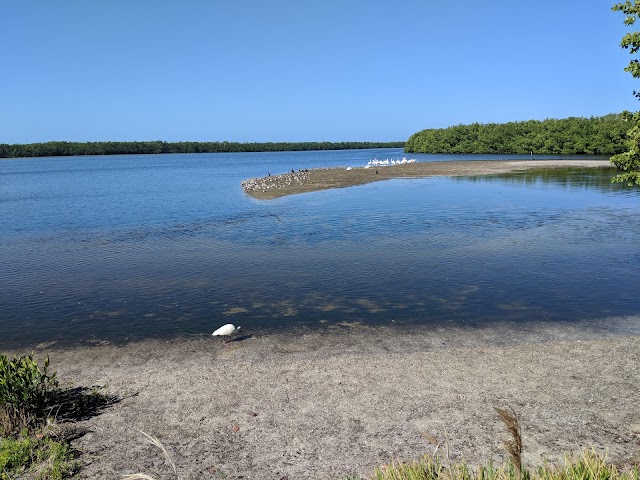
[{"xmin": 459, "ymin": 167, "xmax": 635, "ymax": 195}]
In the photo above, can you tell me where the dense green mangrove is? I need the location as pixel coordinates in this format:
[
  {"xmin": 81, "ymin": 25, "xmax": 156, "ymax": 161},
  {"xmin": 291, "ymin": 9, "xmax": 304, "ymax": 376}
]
[
  {"xmin": 0, "ymin": 141, "xmax": 405, "ymax": 159},
  {"xmin": 405, "ymin": 113, "xmax": 629, "ymax": 155}
]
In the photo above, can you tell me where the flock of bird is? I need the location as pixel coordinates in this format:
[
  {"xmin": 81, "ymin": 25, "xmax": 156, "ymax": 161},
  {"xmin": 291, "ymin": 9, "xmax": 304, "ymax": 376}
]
[{"xmin": 364, "ymin": 157, "xmax": 417, "ymax": 168}]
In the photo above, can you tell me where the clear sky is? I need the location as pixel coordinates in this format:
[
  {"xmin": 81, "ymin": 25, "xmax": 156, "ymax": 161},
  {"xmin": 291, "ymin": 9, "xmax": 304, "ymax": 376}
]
[{"xmin": 0, "ymin": 1, "xmax": 637, "ymax": 144}]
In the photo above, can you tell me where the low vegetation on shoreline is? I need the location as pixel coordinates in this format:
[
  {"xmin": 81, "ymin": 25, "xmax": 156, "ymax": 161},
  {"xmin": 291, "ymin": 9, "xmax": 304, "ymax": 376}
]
[
  {"xmin": 364, "ymin": 407, "xmax": 638, "ymax": 480},
  {"xmin": 0, "ymin": 352, "xmax": 116, "ymax": 479},
  {"xmin": 364, "ymin": 450, "xmax": 638, "ymax": 480}
]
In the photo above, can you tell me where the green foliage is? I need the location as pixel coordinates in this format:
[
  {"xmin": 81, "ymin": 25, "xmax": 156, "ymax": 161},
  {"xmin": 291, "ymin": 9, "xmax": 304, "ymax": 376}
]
[
  {"xmin": 404, "ymin": 114, "xmax": 628, "ymax": 155},
  {"xmin": 0, "ymin": 433, "xmax": 78, "ymax": 480},
  {"xmin": 0, "ymin": 434, "xmax": 32, "ymax": 479},
  {"xmin": 610, "ymin": 112, "xmax": 640, "ymax": 184},
  {"xmin": 0, "ymin": 353, "xmax": 57, "ymax": 407},
  {"xmin": 613, "ymin": 1, "xmax": 640, "ymax": 85},
  {"xmin": 0, "ymin": 353, "xmax": 58, "ymax": 436},
  {"xmin": 611, "ymin": 2, "xmax": 640, "ymax": 184},
  {"xmin": 0, "ymin": 141, "xmax": 405, "ymax": 159}
]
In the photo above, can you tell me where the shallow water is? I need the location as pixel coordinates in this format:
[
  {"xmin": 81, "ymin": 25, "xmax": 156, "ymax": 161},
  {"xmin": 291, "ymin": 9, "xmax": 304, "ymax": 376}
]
[{"xmin": 1, "ymin": 150, "xmax": 638, "ymax": 348}]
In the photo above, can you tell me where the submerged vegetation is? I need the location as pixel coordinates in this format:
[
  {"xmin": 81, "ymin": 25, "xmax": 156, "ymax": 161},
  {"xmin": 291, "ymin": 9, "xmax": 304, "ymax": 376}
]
[
  {"xmin": 0, "ymin": 140, "xmax": 405, "ymax": 159},
  {"xmin": 404, "ymin": 114, "xmax": 628, "ymax": 155}
]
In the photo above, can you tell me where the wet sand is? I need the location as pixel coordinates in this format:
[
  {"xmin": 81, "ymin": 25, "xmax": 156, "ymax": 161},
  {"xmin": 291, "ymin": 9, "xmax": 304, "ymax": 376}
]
[
  {"xmin": 19, "ymin": 317, "xmax": 640, "ymax": 479},
  {"xmin": 242, "ymin": 160, "xmax": 613, "ymax": 199}
]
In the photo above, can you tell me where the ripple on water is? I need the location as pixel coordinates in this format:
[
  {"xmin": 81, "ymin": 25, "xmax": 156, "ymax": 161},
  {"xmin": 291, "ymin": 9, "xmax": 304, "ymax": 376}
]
[{"xmin": 1, "ymin": 154, "xmax": 639, "ymax": 348}]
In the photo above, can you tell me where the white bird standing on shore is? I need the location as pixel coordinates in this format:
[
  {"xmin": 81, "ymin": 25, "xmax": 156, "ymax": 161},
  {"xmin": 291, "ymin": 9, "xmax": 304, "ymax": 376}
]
[{"xmin": 212, "ymin": 324, "xmax": 242, "ymax": 343}]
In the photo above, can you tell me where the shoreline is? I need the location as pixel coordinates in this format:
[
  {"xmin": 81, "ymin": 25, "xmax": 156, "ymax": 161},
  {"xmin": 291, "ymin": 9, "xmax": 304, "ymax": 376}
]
[
  {"xmin": 241, "ymin": 159, "xmax": 613, "ymax": 199},
  {"xmin": 15, "ymin": 317, "xmax": 640, "ymax": 479}
]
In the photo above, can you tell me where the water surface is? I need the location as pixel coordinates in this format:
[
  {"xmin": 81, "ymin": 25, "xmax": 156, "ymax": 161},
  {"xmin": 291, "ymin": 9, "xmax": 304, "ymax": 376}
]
[{"xmin": 1, "ymin": 150, "xmax": 638, "ymax": 348}]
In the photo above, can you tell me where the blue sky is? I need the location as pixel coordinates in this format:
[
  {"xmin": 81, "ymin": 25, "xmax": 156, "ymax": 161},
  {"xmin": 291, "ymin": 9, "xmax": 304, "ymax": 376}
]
[{"xmin": 0, "ymin": 1, "xmax": 637, "ymax": 144}]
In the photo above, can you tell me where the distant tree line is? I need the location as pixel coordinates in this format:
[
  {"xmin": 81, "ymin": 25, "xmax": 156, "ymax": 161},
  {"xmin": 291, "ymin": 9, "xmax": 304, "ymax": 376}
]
[
  {"xmin": 404, "ymin": 114, "xmax": 629, "ymax": 155},
  {"xmin": 0, "ymin": 141, "xmax": 405, "ymax": 159}
]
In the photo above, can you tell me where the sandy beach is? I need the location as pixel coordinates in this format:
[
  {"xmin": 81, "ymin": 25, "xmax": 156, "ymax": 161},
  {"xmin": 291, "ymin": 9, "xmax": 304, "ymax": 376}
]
[
  {"xmin": 14, "ymin": 317, "xmax": 638, "ymax": 479},
  {"xmin": 241, "ymin": 160, "xmax": 613, "ymax": 199}
]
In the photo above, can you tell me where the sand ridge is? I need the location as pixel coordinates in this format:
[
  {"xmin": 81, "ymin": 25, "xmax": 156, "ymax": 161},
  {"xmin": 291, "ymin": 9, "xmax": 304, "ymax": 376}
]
[{"xmin": 241, "ymin": 159, "xmax": 613, "ymax": 199}]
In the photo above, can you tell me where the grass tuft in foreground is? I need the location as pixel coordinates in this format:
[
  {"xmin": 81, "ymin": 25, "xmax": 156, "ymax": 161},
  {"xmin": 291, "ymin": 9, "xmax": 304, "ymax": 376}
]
[
  {"xmin": 0, "ymin": 431, "xmax": 78, "ymax": 480},
  {"xmin": 367, "ymin": 450, "xmax": 638, "ymax": 480},
  {"xmin": 363, "ymin": 407, "xmax": 637, "ymax": 480}
]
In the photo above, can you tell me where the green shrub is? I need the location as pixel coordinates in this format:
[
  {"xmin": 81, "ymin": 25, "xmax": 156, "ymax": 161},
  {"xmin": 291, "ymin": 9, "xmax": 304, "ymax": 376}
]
[{"xmin": 0, "ymin": 353, "xmax": 58, "ymax": 435}]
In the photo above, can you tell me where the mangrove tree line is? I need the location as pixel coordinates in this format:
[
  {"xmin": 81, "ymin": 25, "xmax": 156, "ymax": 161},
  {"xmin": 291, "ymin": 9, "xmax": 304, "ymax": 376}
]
[
  {"xmin": 0, "ymin": 141, "xmax": 405, "ymax": 159},
  {"xmin": 404, "ymin": 114, "xmax": 628, "ymax": 155}
]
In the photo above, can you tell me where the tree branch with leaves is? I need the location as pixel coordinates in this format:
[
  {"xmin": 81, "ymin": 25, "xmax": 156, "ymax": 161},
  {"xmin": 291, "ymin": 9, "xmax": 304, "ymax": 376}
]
[{"xmin": 611, "ymin": 1, "xmax": 640, "ymax": 185}]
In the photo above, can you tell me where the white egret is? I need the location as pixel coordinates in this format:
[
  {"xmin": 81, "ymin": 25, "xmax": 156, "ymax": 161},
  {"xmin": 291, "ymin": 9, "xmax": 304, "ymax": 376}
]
[{"xmin": 212, "ymin": 324, "xmax": 242, "ymax": 343}]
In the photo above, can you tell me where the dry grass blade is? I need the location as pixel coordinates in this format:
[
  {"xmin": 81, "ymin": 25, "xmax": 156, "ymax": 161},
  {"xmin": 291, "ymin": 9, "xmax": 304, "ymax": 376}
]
[
  {"xmin": 420, "ymin": 431, "xmax": 442, "ymax": 457},
  {"xmin": 139, "ymin": 430, "xmax": 178, "ymax": 478},
  {"xmin": 495, "ymin": 406, "xmax": 523, "ymax": 478},
  {"xmin": 0, "ymin": 404, "xmax": 32, "ymax": 436},
  {"xmin": 122, "ymin": 474, "xmax": 158, "ymax": 480},
  {"xmin": 419, "ymin": 432, "xmax": 439, "ymax": 446}
]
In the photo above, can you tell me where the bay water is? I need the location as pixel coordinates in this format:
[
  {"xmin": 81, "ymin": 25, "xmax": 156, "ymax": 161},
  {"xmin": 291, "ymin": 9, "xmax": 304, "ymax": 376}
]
[{"xmin": 1, "ymin": 149, "xmax": 638, "ymax": 348}]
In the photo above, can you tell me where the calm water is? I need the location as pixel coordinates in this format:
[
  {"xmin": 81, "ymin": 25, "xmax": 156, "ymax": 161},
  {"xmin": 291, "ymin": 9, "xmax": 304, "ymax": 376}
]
[{"xmin": 1, "ymin": 149, "xmax": 639, "ymax": 348}]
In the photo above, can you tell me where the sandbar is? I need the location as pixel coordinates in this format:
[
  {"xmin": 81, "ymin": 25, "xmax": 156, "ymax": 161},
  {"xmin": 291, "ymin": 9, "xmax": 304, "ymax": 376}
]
[{"xmin": 242, "ymin": 160, "xmax": 613, "ymax": 199}]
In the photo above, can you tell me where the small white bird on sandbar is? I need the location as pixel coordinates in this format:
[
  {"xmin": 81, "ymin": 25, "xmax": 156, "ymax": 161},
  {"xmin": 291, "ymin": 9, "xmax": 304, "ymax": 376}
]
[{"xmin": 212, "ymin": 324, "xmax": 242, "ymax": 343}]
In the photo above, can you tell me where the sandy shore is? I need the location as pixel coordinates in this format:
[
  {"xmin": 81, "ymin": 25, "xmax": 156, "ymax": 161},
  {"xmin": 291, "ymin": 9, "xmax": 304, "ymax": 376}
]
[
  {"xmin": 15, "ymin": 317, "xmax": 639, "ymax": 479},
  {"xmin": 242, "ymin": 160, "xmax": 613, "ymax": 199}
]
